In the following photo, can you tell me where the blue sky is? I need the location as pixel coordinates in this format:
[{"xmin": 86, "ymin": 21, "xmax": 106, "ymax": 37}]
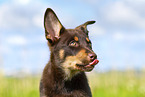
[{"xmin": 0, "ymin": 0, "xmax": 145, "ymax": 74}]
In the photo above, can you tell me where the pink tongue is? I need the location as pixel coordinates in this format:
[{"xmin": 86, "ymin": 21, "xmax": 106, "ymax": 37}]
[{"xmin": 90, "ymin": 59, "xmax": 99, "ymax": 66}]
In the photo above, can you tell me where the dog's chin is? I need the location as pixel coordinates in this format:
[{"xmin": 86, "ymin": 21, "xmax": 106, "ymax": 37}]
[
  {"xmin": 76, "ymin": 59, "xmax": 99, "ymax": 72},
  {"xmin": 76, "ymin": 64, "xmax": 94, "ymax": 72}
]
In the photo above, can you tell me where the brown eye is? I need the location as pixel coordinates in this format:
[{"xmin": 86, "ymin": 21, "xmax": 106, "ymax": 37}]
[{"xmin": 69, "ymin": 41, "xmax": 79, "ymax": 47}]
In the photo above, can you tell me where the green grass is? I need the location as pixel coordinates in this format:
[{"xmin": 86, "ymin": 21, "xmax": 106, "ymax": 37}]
[
  {"xmin": 88, "ymin": 70, "xmax": 145, "ymax": 97},
  {"xmin": 0, "ymin": 70, "xmax": 145, "ymax": 97},
  {"xmin": 0, "ymin": 75, "xmax": 40, "ymax": 97}
]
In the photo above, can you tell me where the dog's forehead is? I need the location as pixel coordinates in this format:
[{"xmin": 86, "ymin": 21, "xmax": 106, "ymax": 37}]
[{"xmin": 66, "ymin": 29, "xmax": 88, "ymax": 39}]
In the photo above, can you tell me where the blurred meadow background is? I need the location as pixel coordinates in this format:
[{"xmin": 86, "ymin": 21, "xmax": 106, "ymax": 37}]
[{"xmin": 0, "ymin": 0, "xmax": 145, "ymax": 97}]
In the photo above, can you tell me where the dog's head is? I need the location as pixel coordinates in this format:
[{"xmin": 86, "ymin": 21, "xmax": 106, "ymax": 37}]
[{"xmin": 44, "ymin": 8, "xmax": 99, "ymax": 78}]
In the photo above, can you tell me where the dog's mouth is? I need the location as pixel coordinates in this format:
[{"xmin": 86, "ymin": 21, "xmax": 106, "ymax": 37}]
[{"xmin": 76, "ymin": 59, "xmax": 99, "ymax": 71}]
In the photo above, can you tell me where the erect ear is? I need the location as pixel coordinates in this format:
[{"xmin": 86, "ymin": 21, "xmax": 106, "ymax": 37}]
[
  {"xmin": 76, "ymin": 21, "xmax": 95, "ymax": 35},
  {"xmin": 44, "ymin": 8, "xmax": 64, "ymax": 45}
]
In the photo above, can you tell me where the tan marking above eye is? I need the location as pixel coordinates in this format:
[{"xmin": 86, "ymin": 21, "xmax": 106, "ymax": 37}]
[
  {"xmin": 59, "ymin": 49, "xmax": 64, "ymax": 59},
  {"xmin": 86, "ymin": 37, "xmax": 90, "ymax": 42},
  {"xmin": 74, "ymin": 36, "xmax": 79, "ymax": 41}
]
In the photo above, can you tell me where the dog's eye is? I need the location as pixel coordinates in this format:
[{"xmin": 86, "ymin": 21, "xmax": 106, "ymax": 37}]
[{"xmin": 69, "ymin": 41, "xmax": 79, "ymax": 47}]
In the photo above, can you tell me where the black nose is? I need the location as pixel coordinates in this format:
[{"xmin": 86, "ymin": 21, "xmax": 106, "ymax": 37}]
[{"xmin": 88, "ymin": 53, "xmax": 97, "ymax": 61}]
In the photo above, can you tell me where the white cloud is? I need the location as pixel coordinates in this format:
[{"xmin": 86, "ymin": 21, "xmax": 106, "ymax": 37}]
[
  {"xmin": 0, "ymin": 1, "xmax": 47, "ymax": 30},
  {"xmin": 101, "ymin": 1, "xmax": 145, "ymax": 29},
  {"xmin": 105, "ymin": 2, "xmax": 136, "ymax": 22},
  {"xmin": 32, "ymin": 15, "xmax": 43, "ymax": 28},
  {"xmin": 124, "ymin": 0, "xmax": 145, "ymax": 4},
  {"xmin": 6, "ymin": 35, "xmax": 27, "ymax": 45},
  {"xmin": 113, "ymin": 31, "xmax": 145, "ymax": 42},
  {"xmin": 13, "ymin": 0, "xmax": 31, "ymax": 5},
  {"xmin": 113, "ymin": 32, "xmax": 124, "ymax": 41},
  {"xmin": 82, "ymin": 0, "xmax": 99, "ymax": 4},
  {"xmin": 89, "ymin": 24, "xmax": 105, "ymax": 36},
  {"xmin": 0, "ymin": 46, "xmax": 12, "ymax": 54}
]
